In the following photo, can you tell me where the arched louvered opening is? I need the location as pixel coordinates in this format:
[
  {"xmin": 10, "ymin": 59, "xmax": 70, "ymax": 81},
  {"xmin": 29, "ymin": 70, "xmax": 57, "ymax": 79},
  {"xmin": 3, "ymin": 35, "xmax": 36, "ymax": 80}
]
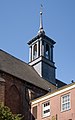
[
  {"xmin": 45, "ymin": 43, "xmax": 49, "ymax": 59},
  {"xmin": 33, "ymin": 44, "xmax": 37, "ymax": 59},
  {"xmin": 6, "ymin": 85, "xmax": 21, "ymax": 114}
]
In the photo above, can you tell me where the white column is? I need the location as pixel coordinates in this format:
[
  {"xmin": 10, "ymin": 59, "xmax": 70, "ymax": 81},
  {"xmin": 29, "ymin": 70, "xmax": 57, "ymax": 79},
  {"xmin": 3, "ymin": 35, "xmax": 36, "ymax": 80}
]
[
  {"xmin": 29, "ymin": 47, "xmax": 31, "ymax": 62},
  {"xmin": 37, "ymin": 41, "xmax": 39, "ymax": 58},
  {"xmin": 44, "ymin": 42, "xmax": 46, "ymax": 57},
  {"xmin": 32, "ymin": 45, "xmax": 34, "ymax": 61},
  {"xmin": 40, "ymin": 40, "xmax": 42, "ymax": 56}
]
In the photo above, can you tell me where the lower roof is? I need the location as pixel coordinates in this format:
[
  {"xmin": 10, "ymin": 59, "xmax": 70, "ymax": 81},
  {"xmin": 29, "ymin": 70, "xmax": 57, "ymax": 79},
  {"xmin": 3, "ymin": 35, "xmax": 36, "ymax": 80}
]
[{"xmin": 32, "ymin": 82, "xmax": 75, "ymax": 104}]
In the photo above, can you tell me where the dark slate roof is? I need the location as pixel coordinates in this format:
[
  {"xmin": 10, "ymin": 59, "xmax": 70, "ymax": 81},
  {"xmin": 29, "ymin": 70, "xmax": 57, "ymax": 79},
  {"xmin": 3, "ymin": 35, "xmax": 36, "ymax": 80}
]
[
  {"xmin": 56, "ymin": 79, "xmax": 67, "ymax": 88},
  {"xmin": 0, "ymin": 49, "xmax": 55, "ymax": 91},
  {"xmin": 27, "ymin": 33, "xmax": 56, "ymax": 45}
]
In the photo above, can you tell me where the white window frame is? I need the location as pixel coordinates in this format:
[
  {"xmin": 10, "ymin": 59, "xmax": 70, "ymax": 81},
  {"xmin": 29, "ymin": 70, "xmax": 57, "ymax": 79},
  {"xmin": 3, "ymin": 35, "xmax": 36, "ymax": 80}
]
[
  {"xmin": 42, "ymin": 101, "xmax": 50, "ymax": 118},
  {"xmin": 61, "ymin": 93, "xmax": 71, "ymax": 112}
]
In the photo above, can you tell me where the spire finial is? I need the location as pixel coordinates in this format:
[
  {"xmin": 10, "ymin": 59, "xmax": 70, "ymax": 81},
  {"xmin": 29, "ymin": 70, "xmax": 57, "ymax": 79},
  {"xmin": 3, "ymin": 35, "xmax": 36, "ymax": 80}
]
[
  {"xmin": 40, "ymin": 4, "xmax": 43, "ymax": 29},
  {"xmin": 38, "ymin": 4, "xmax": 45, "ymax": 35}
]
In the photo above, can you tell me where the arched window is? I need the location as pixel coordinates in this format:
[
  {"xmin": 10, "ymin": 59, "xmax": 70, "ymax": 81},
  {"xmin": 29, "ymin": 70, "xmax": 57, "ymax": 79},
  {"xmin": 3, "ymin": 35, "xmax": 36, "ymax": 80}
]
[
  {"xmin": 33, "ymin": 44, "xmax": 37, "ymax": 59},
  {"xmin": 6, "ymin": 85, "xmax": 21, "ymax": 114},
  {"xmin": 45, "ymin": 44, "xmax": 49, "ymax": 59}
]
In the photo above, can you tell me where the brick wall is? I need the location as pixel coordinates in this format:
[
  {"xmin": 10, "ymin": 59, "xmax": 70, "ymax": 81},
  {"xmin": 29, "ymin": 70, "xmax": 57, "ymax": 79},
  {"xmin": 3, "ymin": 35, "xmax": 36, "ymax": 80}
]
[
  {"xmin": 0, "ymin": 77, "xmax": 5, "ymax": 104},
  {"xmin": 0, "ymin": 71, "xmax": 47, "ymax": 120}
]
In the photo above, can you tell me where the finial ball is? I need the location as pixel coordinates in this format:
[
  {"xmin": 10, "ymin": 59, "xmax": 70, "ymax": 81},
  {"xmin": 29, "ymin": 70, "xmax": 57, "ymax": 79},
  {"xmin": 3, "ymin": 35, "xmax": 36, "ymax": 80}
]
[{"xmin": 40, "ymin": 11, "xmax": 42, "ymax": 15}]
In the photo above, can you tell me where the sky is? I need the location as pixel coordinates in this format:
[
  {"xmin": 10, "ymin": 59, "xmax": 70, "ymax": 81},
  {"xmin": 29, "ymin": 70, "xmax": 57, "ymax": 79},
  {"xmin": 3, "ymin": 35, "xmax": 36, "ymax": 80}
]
[{"xmin": 0, "ymin": 0, "xmax": 75, "ymax": 84}]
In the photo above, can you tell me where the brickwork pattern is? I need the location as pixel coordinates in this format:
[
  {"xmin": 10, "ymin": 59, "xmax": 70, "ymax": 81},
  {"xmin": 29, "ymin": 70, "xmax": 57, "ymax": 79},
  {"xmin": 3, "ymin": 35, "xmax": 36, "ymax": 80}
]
[{"xmin": 0, "ymin": 71, "xmax": 47, "ymax": 120}]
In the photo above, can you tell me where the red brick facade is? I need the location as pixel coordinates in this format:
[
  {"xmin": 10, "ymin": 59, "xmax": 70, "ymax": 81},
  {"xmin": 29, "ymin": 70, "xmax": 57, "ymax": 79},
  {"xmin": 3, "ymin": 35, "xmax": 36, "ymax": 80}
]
[
  {"xmin": 0, "ymin": 71, "xmax": 47, "ymax": 120},
  {"xmin": 0, "ymin": 78, "xmax": 5, "ymax": 104},
  {"xmin": 31, "ymin": 83, "xmax": 75, "ymax": 120}
]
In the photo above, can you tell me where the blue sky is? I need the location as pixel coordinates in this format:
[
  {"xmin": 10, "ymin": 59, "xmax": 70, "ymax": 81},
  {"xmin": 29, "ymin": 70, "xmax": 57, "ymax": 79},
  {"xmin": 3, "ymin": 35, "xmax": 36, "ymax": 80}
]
[{"xmin": 0, "ymin": 0, "xmax": 75, "ymax": 84}]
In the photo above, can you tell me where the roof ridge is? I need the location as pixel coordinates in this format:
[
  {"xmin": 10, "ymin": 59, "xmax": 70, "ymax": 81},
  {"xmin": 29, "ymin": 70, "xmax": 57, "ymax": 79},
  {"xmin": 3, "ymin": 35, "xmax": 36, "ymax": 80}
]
[{"xmin": 0, "ymin": 49, "xmax": 29, "ymax": 65}]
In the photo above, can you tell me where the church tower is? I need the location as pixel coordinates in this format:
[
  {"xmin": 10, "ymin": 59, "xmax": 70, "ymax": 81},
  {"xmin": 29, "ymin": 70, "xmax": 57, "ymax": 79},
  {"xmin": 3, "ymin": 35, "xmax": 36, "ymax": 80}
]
[{"xmin": 28, "ymin": 8, "xmax": 56, "ymax": 85}]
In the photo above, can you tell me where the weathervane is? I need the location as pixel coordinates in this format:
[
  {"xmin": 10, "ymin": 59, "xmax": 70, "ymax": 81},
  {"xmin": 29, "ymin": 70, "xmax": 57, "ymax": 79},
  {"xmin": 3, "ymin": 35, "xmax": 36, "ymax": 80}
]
[
  {"xmin": 38, "ymin": 4, "xmax": 45, "ymax": 34},
  {"xmin": 40, "ymin": 4, "xmax": 43, "ymax": 13}
]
